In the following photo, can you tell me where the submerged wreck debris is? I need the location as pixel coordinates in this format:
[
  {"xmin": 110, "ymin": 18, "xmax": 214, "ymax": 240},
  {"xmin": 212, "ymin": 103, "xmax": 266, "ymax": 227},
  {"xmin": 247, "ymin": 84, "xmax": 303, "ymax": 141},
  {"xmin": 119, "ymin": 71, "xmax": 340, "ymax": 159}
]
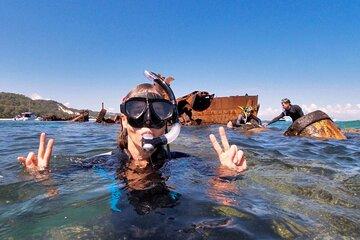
[
  {"xmin": 177, "ymin": 91, "xmax": 215, "ymax": 125},
  {"xmin": 180, "ymin": 94, "xmax": 260, "ymax": 125},
  {"xmin": 284, "ymin": 110, "xmax": 346, "ymax": 140},
  {"xmin": 95, "ymin": 103, "xmax": 120, "ymax": 124},
  {"xmin": 95, "ymin": 103, "xmax": 107, "ymax": 123},
  {"xmin": 102, "ymin": 115, "xmax": 121, "ymax": 124},
  {"xmin": 71, "ymin": 110, "xmax": 89, "ymax": 122},
  {"xmin": 42, "ymin": 110, "xmax": 89, "ymax": 122},
  {"xmin": 42, "ymin": 115, "xmax": 70, "ymax": 121}
]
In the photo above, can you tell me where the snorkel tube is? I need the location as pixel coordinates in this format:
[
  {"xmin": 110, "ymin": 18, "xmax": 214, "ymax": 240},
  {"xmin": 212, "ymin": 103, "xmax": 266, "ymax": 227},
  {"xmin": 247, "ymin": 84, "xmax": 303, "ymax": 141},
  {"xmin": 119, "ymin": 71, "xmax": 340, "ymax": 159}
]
[{"xmin": 142, "ymin": 70, "xmax": 181, "ymax": 152}]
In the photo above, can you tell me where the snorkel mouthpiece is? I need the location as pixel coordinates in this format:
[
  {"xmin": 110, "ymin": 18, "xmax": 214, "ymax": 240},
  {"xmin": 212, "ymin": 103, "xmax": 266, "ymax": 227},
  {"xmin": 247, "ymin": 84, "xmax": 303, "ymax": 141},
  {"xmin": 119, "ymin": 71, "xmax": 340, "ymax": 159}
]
[
  {"xmin": 141, "ymin": 122, "xmax": 181, "ymax": 151},
  {"xmin": 142, "ymin": 134, "xmax": 167, "ymax": 152},
  {"xmin": 141, "ymin": 70, "xmax": 181, "ymax": 151},
  {"xmin": 142, "ymin": 134, "xmax": 155, "ymax": 152}
]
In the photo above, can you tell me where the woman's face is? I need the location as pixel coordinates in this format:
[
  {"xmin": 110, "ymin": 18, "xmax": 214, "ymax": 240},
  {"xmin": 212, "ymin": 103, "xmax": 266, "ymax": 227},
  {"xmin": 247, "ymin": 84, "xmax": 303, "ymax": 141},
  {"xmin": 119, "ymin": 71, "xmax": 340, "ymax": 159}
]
[{"xmin": 121, "ymin": 90, "xmax": 166, "ymax": 150}]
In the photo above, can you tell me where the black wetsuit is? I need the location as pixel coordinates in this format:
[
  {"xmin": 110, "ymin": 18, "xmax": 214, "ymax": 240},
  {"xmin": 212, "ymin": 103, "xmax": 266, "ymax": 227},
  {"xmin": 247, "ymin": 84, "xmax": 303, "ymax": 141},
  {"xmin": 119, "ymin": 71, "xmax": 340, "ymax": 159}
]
[
  {"xmin": 84, "ymin": 147, "xmax": 189, "ymax": 214},
  {"xmin": 268, "ymin": 104, "xmax": 304, "ymax": 125},
  {"xmin": 234, "ymin": 114, "xmax": 262, "ymax": 126}
]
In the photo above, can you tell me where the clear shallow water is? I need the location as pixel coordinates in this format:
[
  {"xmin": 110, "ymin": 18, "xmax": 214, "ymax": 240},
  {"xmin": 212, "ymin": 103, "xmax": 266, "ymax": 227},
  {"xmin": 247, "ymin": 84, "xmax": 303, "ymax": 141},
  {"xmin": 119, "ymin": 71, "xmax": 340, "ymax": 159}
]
[{"xmin": 0, "ymin": 121, "xmax": 359, "ymax": 239}]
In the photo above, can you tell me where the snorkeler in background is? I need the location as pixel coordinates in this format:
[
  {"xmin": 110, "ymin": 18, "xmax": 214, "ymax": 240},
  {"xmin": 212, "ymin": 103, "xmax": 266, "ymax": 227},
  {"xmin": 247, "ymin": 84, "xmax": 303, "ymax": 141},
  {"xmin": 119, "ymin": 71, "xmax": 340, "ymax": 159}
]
[
  {"xmin": 227, "ymin": 106, "xmax": 262, "ymax": 129},
  {"xmin": 264, "ymin": 98, "xmax": 304, "ymax": 126},
  {"xmin": 17, "ymin": 71, "xmax": 247, "ymax": 213}
]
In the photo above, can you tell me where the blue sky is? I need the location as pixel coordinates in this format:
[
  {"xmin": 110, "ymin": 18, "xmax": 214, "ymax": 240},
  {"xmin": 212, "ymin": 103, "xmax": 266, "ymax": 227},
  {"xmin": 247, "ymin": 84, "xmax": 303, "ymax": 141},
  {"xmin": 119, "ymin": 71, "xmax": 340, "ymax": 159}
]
[{"xmin": 1, "ymin": 1, "xmax": 359, "ymax": 120}]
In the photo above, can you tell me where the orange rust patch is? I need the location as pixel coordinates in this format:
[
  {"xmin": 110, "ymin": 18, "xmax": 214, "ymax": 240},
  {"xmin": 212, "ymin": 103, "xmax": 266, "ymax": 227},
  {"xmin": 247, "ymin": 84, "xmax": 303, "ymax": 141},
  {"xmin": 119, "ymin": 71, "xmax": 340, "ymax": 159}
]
[
  {"xmin": 192, "ymin": 95, "xmax": 259, "ymax": 124},
  {"xmin": 299, "ymin": 119, "xmax": 346, "ymax": 140}
]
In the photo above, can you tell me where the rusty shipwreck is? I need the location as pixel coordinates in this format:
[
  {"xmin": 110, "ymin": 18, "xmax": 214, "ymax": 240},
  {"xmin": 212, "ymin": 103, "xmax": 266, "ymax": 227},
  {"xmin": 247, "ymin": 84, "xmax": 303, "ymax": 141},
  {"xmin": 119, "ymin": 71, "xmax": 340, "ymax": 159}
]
[
  {"xmin": 177, "ymin": 92, "xmax": 260, "ymax": 126},
  {"xmin": 284, "ymin": 110, "xmax": 346, "ymax": 140}
]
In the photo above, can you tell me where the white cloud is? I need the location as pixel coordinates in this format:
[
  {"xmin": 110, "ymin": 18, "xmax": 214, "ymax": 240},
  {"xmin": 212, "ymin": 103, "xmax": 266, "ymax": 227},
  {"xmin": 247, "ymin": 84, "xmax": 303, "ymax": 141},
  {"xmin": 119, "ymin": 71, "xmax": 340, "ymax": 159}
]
[
  {"xmin": 301, "ymin": 103, "xmax": 318, "ymax": 113},
  {"xmin": 29, "ymin": 93, "xmax": 43, "ymax": 100},
  {"xmin": 345, "ymin": 103, "xmax": 352, "ymax": 109},
  {"xmin": 64, "ymin": 102, "xmax": 71, "ymax": 107},
  {"xmin": 258, "ymin": 107, "xmax": 282, "ymax": 120},
  {"xmin": 259, "ymin": 103, "xmax": 360, "ymax": 121},
  {"xmin": 303, "ymin": 103, "xmax": 360, "ymax": 120}
]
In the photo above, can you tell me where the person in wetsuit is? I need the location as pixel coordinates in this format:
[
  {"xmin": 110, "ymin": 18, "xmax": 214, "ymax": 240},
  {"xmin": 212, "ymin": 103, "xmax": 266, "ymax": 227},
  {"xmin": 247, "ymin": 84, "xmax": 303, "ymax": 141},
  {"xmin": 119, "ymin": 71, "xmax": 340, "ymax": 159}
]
[
  {"xmin": 227, "ymin": 107, "xmax": 262, "ymax": 129},
  {"xmin": 17, "ymin": 73, "xmax": 247, "ymax": 215},
  {"xmin": 266, "ymin": 98, "xmax": 304, "ymax": 125},
  {"xmin": 236, "ymin": 107, "xmax": 262, "ymax": 126}
]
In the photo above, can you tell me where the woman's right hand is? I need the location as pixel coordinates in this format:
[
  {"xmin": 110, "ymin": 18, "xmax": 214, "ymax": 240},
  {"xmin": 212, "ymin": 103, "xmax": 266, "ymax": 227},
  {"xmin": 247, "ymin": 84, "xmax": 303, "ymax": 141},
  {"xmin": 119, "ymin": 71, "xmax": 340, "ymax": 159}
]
[
  {"xmin": 18, "ymin": 133, "xmax": 54, "ymax": 173},
  {"xmin": 209, "ymin": 127, "xmax": 247, "ymax": 172}
]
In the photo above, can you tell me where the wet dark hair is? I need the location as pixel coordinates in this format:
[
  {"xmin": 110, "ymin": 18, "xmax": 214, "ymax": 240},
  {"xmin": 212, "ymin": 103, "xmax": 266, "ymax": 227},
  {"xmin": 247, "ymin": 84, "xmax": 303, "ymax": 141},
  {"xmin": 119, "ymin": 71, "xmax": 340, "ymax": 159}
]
[
  {"xmin": 117, "ymin": 83, "xmax": 164, "ymax": 150},
  {"xmin": 281, "ymin": 98, "xmax": 291, "ymax": 104}
]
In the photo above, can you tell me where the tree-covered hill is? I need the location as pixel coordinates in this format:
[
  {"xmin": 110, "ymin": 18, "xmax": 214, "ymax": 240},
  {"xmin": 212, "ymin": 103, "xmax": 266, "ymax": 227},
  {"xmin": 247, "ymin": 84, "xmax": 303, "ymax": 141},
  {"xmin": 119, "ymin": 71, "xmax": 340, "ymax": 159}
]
[{"xmin": 0, "ymin": 92, "xmax": 99, "ymax": 118}]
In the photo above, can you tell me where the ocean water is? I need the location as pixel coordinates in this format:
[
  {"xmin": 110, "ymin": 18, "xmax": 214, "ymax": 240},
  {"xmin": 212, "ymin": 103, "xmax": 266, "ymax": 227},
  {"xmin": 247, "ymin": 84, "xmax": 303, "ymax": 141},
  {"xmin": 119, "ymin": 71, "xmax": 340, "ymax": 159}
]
[{"xmin": 0, "ymin": 120, "xmax": 359, "ymax": 239}]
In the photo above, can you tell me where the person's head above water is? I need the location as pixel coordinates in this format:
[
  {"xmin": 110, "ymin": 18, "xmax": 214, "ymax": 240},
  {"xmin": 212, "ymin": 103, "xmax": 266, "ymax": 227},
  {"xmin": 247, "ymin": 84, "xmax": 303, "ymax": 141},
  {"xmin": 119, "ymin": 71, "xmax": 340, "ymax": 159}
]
[
  {"xmin": 119, "ymin": 83, "xmax": 167, "ymax": 151},
  {"xmin": 281, "ymin": 98, "xmax": 291, "ymax": 110},
  {"xmin": 118, "ymin": 73, "xmax": 181, "ymax": 161}
]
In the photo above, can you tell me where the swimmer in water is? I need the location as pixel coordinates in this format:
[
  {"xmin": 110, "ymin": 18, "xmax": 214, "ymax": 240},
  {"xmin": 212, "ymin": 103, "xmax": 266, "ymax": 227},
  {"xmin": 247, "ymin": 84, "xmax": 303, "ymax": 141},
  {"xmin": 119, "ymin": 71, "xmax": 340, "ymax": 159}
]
[
  {"xmin": 227, "ymin": 106, "xmax": 262, "ymax": 129},
  {"xmin": 264, "ymin": 98, "xmax": 304, "ymax": 126},
  {"xmin": 18, "ymin": 72, "xmax": 246, "ymax": 186}
]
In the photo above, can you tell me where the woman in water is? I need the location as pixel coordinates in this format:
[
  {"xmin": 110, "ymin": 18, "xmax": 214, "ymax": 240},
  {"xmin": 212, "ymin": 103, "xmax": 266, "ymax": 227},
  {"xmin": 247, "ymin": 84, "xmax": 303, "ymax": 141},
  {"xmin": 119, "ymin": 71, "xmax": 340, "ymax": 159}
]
[{"xmin": 18, "ymin": 74, "xmax": 247, "ymax": 189}]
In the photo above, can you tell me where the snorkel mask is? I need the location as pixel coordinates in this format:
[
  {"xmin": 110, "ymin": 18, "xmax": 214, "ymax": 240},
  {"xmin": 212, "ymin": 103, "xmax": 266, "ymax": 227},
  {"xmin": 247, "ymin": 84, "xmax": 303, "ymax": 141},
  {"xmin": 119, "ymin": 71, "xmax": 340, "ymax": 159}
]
[{"xmin": 120, "ymin": 70, "xmax": 181, "ymax": 152}]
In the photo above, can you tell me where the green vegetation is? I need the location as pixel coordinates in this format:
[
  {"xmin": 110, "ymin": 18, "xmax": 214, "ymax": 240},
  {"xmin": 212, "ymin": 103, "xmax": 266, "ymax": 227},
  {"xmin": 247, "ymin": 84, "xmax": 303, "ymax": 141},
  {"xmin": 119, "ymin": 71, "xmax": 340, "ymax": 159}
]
[{"xmin": 0, "ymin": 92, "xmax": 98, "ymax": 118}]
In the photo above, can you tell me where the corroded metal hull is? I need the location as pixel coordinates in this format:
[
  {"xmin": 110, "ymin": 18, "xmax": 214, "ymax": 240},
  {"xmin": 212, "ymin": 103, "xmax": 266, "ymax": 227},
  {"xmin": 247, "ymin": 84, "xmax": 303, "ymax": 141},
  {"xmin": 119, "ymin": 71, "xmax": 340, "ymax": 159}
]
[
  {"xmin": 177, "ymin": 91, "xmax": 215, "ymax": 124},
  {"xmin": 189, "ymin": 95, "xmax": 259, "ymax": 125},
  {"xmin": 71, "ymin": 110, "xmax": 89, "ymax": 122},
  {"xmin": 95, "ymin": 103, "xmax": 121, "ymax": 124},
  {"xmin": 43, "ymin": 110, "xmax": 89, "ymax": 122},
  {"xmin": 177, "ymin": 91, "xmax": 214, "ymax": 112},
  {"xmin": 284, "ymin": 110, "xmax": 346, "ymax": 140}
]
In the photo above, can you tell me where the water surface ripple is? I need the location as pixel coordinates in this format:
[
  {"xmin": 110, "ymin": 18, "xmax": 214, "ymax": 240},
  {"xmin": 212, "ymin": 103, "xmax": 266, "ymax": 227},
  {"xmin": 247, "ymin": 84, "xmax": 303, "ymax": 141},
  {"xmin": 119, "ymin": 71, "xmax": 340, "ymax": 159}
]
[{"xmin": 0, "ymin": 121, "xmax": 359, "ymax": 239}]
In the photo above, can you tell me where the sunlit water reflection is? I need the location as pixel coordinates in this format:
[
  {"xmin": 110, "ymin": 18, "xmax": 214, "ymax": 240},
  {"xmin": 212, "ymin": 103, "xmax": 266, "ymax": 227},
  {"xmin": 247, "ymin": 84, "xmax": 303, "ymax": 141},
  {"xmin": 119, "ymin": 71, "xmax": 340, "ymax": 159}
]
[{"xmin": 0, "ymin": 121, "xmax": 359, "ymax": 239}]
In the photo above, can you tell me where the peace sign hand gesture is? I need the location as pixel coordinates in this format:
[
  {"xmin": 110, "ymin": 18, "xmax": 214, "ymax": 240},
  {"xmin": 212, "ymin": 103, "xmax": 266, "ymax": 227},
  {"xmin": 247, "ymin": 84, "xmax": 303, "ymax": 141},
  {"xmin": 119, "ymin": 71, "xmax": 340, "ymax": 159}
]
[
  {"xmin": 209, "ymin": 127, "xmax": 247, "ymax": 172},
  {"xmin": 18, "ymin": 133, "xmax": 54, "ymax": 173}
]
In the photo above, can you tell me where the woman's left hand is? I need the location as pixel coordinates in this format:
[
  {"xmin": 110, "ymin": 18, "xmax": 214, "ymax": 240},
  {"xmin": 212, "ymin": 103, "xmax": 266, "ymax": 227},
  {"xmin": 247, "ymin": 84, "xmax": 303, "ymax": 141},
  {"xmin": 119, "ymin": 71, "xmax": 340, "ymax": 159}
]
[
  {"xmin": 209, "ymin": 127, "xmax": 247, "ymax": 172},
  {"xmin": 18, "ymin": 133, "xmax": 54, "ymax": 173}
]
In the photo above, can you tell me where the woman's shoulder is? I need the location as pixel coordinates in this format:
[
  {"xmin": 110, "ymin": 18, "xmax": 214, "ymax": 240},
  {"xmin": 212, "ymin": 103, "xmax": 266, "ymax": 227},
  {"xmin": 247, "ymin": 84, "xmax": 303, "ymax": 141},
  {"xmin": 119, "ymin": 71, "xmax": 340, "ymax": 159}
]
[{"xmin": 80, "ymin": 148, "xmax": 127, "ymax": 168}]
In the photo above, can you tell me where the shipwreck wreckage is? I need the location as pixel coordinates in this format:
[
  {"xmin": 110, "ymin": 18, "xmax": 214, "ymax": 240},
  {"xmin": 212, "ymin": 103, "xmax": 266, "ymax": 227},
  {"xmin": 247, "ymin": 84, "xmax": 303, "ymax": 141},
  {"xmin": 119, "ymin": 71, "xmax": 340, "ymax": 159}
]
[
  {"xmin": 95, "ymin": 103, "xmax": 121, "ymax": 124},
  {"xmin": 42, "ymin": 110, "xmax": 89, "ymax": 122},
  {"xmin": 147, "ymin": 71, "xmax": 346, "ymax": 140},
  {"xmin": 177, "ymin": 91, "xmax": 260, "ymax": 126},
  {"xmin": 284, "ymin": 110, "xmax": 346, "ymax": 140},
  {"xmin": 177, "ymin": 93, "xmax": 346, "ymax": 140},
  {"xmin": 42, "ymin": 71, "xmax": 347, "ymax": 140}
]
